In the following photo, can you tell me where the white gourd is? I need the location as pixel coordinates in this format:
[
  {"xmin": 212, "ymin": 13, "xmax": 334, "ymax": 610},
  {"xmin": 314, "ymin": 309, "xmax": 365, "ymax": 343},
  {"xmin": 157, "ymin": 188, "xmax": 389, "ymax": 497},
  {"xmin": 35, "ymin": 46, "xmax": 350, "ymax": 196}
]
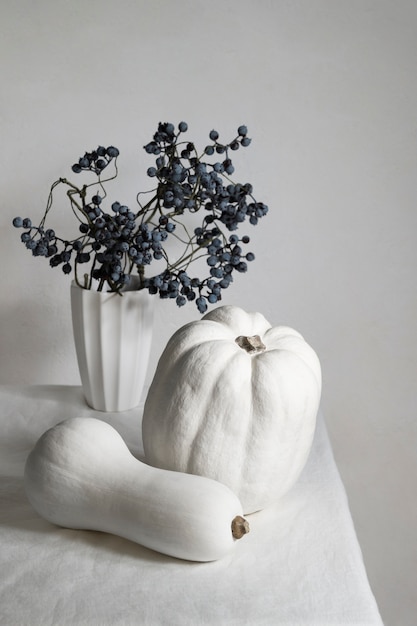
[
  {"xmin": 24, "ymin": 417, "xmax": 249, "ymax": 562},
  {"xmin": 142, "ymin": 305, "xmax": 322, "ymax": 514}
]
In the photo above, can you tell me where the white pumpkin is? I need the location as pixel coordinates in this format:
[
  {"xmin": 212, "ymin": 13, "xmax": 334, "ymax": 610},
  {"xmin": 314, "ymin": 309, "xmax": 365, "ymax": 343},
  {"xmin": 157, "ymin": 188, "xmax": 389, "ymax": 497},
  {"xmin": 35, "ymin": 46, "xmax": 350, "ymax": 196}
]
[
  {"xmin": 24, "ymin": 417, "xmax": 249, "ymax": 562},
  {"xmin": 142, "ymin": 305, "xmax": 322, "ymax": 514}
]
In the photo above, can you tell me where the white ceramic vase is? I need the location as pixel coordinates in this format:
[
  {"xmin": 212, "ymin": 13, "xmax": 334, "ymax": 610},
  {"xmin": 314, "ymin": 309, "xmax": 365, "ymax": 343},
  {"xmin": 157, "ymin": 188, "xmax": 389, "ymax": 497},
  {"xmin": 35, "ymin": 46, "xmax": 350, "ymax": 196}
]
[{"xmin": 70, "ymin": 281, "xmax": 154, "ymax": 412}]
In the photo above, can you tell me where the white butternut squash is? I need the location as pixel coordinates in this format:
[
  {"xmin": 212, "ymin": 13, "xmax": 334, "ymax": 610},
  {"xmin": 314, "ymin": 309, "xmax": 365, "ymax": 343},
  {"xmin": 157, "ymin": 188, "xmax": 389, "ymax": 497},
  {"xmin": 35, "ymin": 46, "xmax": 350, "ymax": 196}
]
[{"xmin": 24, "ymin": 417, "xmax": 249, "ymax": 562}]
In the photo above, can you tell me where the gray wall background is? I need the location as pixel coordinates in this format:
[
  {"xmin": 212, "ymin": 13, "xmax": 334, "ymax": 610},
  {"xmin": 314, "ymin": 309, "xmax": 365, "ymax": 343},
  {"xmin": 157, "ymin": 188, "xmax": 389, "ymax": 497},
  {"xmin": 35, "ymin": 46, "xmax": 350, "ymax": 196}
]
[{"xmin": 1, "ymin": 2, "xmax": 416, "ymax": 624}]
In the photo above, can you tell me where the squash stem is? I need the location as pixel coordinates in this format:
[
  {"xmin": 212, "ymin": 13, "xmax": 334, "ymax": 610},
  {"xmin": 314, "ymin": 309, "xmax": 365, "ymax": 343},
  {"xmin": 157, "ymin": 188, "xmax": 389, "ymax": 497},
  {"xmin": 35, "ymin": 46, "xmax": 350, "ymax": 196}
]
[
  {"xmin": 231, "ymin": 515, "xmax": 250, "ymax": 539},
  {"xmin": 235, "ymin": 335, "xmax": 266, "ymax": 354}
]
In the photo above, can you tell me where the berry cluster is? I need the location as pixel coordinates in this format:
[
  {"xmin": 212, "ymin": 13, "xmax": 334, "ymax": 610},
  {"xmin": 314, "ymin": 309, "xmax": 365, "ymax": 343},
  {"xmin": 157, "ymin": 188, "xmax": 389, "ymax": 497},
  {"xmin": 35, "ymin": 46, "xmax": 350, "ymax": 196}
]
[
  {"xmin": 71, "ymin": 145, "xmax": 120, "ymax": 175},
  {"xmin": 13, "ymin": 122, "xmax": 268, "ymax": 312}
]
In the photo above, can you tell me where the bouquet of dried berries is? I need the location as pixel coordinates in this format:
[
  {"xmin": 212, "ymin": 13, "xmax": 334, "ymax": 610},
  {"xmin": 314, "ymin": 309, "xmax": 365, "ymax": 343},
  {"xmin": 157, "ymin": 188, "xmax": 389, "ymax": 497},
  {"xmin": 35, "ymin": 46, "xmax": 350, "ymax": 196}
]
[{"xmin": 13, "ymin": 122, "xmax": 268, "ymax": 313}]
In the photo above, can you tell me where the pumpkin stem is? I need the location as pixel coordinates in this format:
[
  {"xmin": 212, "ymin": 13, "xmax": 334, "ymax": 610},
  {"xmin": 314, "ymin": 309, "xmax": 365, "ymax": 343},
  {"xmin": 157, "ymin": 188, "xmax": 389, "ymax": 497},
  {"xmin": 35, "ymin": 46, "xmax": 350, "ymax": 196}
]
[
  {"xmin": 231, "ymin": 515, "xmax": 250, "ymax": 539},
  {"xmin": 235, "ymin": 335, "xmax": 266, "ymax": 354}
]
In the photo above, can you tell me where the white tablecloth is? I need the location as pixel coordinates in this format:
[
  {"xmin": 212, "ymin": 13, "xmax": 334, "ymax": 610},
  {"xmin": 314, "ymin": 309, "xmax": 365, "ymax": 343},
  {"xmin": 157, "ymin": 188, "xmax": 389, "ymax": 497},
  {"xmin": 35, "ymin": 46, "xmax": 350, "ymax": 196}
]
[{"xmin": 0, "ymin": 385, "xmax": 382, "ymax": 626}]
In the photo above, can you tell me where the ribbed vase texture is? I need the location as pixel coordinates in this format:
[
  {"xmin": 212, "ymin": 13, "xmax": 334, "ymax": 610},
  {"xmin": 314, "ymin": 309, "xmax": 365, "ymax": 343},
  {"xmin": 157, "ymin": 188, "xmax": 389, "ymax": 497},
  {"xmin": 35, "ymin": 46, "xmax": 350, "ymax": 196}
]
[{"xmin": 71, "ymin": 282, "xmax": 153, "ymax": 412}]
